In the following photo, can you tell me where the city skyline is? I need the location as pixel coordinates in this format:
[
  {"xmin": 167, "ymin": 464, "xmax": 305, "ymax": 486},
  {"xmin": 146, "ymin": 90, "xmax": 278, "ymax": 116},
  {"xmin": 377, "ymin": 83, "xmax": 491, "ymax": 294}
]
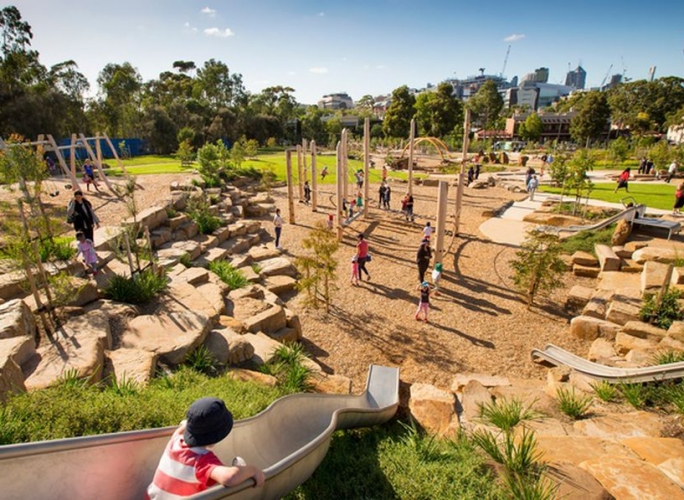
[{"xmin": 9, "ymin": 0, "xmax": 684, "ymax": 104}]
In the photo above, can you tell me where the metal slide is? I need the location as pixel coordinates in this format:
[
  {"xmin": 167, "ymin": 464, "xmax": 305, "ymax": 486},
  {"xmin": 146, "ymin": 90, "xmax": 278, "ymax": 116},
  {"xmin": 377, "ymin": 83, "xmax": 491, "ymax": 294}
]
[
  {"xmin": 532, "ymin": 344, "xmax": 684, "ymax": 383},
  {"xmin": 0, "ymin": 364, "xmax": 400, "ymax": 500},
  {"xmin": 555, "ymin": 204, "xmax": 644, "ymax": 234}
]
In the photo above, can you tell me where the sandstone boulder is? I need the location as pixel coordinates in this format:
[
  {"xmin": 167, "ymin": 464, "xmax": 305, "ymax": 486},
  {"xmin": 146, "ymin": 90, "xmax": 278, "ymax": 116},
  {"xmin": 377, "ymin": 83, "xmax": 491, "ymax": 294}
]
[
  {"xmin": 597, "ymin": 271, "xmax": 641, "ymax": 291},
  {"xmin": 595, "ymin": 244, "xmax": 620, "ymax": 272},
  {"xmin": 615, "ymin": 332, "xmax": 658, "ymax": 355},
  {"xmin": 204, "ymin": 328, "xmax": 255, "ymax": 365},
  {"xmin": 450, "ymin": 373, "xmax": 510, "ymax": 393},
  {"xmin": 175, "ymin": 267, "xmax": 210, "ymax": 286},
  {"xmin": 566, "ymin": 286, "xmax": 594, "ymax": 312},
  {"xmin": 667, "ymin": 321, "xmax": 684, "ymax": 342},
  {"xmin": 571, "ymin": 251, "xmax": 599, "ymax": 267},
  {"xmin": 105, "ymin": 349, "xmax": 157, "ymax": 385},
  {"xmin": 574, "ymin": 411, "xmax": 663, "ymax": 439},
  {"xmin": 605, "ymin": 300, "xmax": 642, "ymax": 326},
  {"xmin": 259, "ymin": 257, "xmax": 298, "ymax": 278},
  {"xmin": 582, "ymin": 290, "xmax": 614, "ymax": 320},
  {"xmin": 641, "ymin": 260, "xmax": 671, "ymax": 293},
  {"xmin": 284, "ymin": 308, "xmax": 303, "ymax": 340},
  {"xmin": 217, "ymin": 315, "xmax": 246, "ymax": 334},
  {"xmin": 633, "ymin": 246, "xmax": 678, "ymax": 264},
  {"xmin": 547, "ymin": 462, "xmax": 613, "ymax": 500},
  {"xmin": 587, "ymin": 338, "xmax": 617, "ymax": 362},
  {"xmin": 580, "ymin": 455, "xmax": 683, "ymax": 500},
  {"xmin": 622, "ymin": 437, "xmax": 684, "ymax": 489},
  {"xmin": 0, "ymin": 336, "xmax": 35, "ymax": 368},
  {"xmin": 409, "ymin": 383, "xmax": 460, "ymax": 437},
  {"xmin": 249, "ymin": 246, "xmax": 282, "ymax": 263},
  {"xmin": 225, "ymin": 368, "xmax": 277, "ymax": 386},
  {"xmin": 574, "ymin": 265, "xmax": 601, "ymax": 278},
  {"xmin": 0, "ymin": 299, "xmax": 36, "ymax": 340},
  {"xmin": 0, "ymin": 355, "xmax": 25, "ymax": 400},
  {"xmin": 611, "ymin": 219, "xmax": 632, "ymax": 246},
  {"xmin": 459, "ymin": 380, "xmax": 492, "ymax": 423},
  {"xmin": 164, "ymin": 282, "xmax": 223, "ymax": 322},
  {"xmin": 120, "ymin": 311, "xmax": 211, "ymax": 365},
  {"xmin": 0, "ymin": 270, "xmax": 27, "ymax": 301},
  {"xmin": 535, "ymin": 436, "xmax": 636, "ymax": 466},
  {"xmin": 570, "ymin": 316, "xmax": 621, "ymax": 341},
  {"xmin": 264, "ymin": 275, "xmax": 297, "ymax": 296},
  {"xmin": 234, "ymin": 297, "xmax": 286, "ymax": 334},
  {"xmin": 244, "ymin": 332, "xmax": 282, "ymax": 366},
  {"xmin": 620, "ymin": 321, "xmax": 667, "ymax": 341},
  {"xmin": 310, "ymin": 372, "xmax": 353, "ymax": 394},
  {"xmin": 22, "ymin": 311, "xmax": 111, "ymax": 390}
]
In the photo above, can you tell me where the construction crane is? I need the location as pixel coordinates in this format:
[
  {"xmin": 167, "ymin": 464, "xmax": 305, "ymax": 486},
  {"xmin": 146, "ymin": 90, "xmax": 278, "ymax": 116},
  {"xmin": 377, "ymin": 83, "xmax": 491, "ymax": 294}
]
[
  {"xmin": 600, "ymin": 64, "xmax": 613, "ymax": 90},
  {"xmin": 501, "ymin": 45, "xmax": 511, "ymax": 77}
]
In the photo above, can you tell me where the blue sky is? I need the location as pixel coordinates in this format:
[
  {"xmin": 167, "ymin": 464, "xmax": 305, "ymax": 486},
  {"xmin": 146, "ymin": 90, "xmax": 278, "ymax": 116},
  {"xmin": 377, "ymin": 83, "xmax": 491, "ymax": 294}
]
[{"xmin": 10, "ymin": 0, "xmax": 684, "ymax": 104}]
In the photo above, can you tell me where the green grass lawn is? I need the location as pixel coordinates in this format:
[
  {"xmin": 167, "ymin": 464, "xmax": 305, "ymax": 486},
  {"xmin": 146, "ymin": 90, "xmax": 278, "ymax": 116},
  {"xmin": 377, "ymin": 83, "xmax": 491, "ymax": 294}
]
[
  {"xmin": 540, "ymin": 182, "xmax": 677, "ymax": 210},
  {"xmin": 104, "ymin": 152, "xmax": 425, "ymax": 184}
]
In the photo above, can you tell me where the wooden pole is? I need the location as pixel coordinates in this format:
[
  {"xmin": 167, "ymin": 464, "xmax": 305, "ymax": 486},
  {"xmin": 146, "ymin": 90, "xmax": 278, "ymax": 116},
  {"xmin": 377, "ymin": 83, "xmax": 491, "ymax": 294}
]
[
  {"xmin": 79, "ymin": 133, "xmax": 118, "ymax": 195},
  {"xmin": 296, "ymin": 145, "xmax": 304, "ymax": 201},
  {"xmin": 435, "ymin": 181, "xmax": 449, "ymax": 265},
  {"xmin": 101, "ymin": 133, "xmax": 127, "ymax": 174},
  {"xmin": 70, "ymin": 133, "xmax": 77, "ymax": 182},
  {"xmin": 363, "ymin": 117, "xmax": 370, "ymax": 218},
  {"xmin": 336, "ymin": 141, "xmax": 344, "ymax": 241},
  {"xmin": 408, "ymin": 118, "xmax": 415, "ymax": 195},
  {"xmin": 47, "ymin": 134, "xmax": 79, "ymax": 190},
  {"xmin": 342, "ymin": 129, "xmax": 349, "ymax": 199},
  {"xmin": 123, "ymin": 231, "xmax": 136, "ymax": 277},
  {"xmin": 311, "ymin": 140, "xmax": 318, "ymax": 212},
  {"xmin": 302, "ymin": 139, "xmax": 308, "ymax": 183},
  {"xmin": 285, "ymin": 149, "xmax": 295, "ymax": 224},
  {"xmin": 454, "ymin": 109, "xmax": 471, "ymax": 235}
]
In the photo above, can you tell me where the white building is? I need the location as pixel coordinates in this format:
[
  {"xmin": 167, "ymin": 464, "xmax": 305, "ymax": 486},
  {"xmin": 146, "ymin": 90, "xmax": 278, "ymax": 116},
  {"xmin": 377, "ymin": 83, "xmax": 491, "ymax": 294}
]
[{"xmin": 317, "ymin": 93, "xmax": 354, "ymax": 110}]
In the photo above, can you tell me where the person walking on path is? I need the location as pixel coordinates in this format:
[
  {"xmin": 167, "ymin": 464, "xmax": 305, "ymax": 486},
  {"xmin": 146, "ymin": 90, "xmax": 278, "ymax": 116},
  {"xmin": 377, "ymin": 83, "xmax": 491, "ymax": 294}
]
[
  {"xmin": 614, "ymin": 168, "xmax": 631, "ymax": 193},
  {"xmin": 356, "ymin": 233, "xmax": 371, "ymax": 281},
  {"xmin": 638, "ymin": 157, "xmax": 647, "ymax": 175},
  {"xmin": 382, "ymin": 165, "xmax": 388, "ymax": 182},
  {"xmin": 355, "ymin": 169, "xmax": 364, "ymax": 190},
  {"xmin": 416, "ymin": 238, "xmax": 432, "ymax": 283},
  {"xmin": 378, "ymin": 183, "xmax": 387, "ymax": 209},
  {"xmin": 273, "ymin": 208, "xmax": 284, "ymax": 249},
  {"xmin": 414, "ymin": 281, "xmax": 431, "ymax": 322},
  {"xmin": 674, "ymin": 182, "xmax": 684, "ymax": 215},
  {"xmin": 667, "ymin": 161, "xmax": 679, "ymax": 183},
  {"xmin": 320, "ymin": 165, "xmax": 329, "ymax": 180},
  {"xmin": 527, "ymin": 174, "xmax": 539, "ymax": 201},
  {"xmin": 350, "ymin": 256, "xmax": 359, "ymax": 285},
  {"xmin": 66, "ymin": 190, "xmax": 100, "ymax": 243}
]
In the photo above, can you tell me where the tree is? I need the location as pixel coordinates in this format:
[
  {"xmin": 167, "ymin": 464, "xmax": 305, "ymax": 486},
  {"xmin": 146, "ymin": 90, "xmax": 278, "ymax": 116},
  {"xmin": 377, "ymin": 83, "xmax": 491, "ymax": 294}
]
[
  {"xmin": 570, "ymin": 91, "xmax": 610, "ymax": 146},
  {"xmin": 295, "ymin": 221, "xmax": 339, "ymax": 312},
  {"xmin": 608, "ymin": 137, "xmax": 629, "ymax": 166},
  {"xmin": 383, "ymin": 85, "xmax": 415, "ymax": 138},
  {"xmin": 195, "ymin": 59, "xmax": 245, "ymax": 110},
  {"xmin": 176, "ymin": 139, "xmax": 194, "ymax": 167},
  {"xmin": 414, "ymin": 83, "xmax": 462, "ymax": 138},
  {"xmin": 467, "ymin": 80, "xmax": 503, "ymax": 130},
  {"xmin": 519, "ymin": 113, "xmax": 542, "ymax": 142},
  {"xmin": 511, "ymin": 230, "xmax": 566, "ymax": 308},
  {"xmin": 356, "ymin": 94, "xmax": 375, "ymax": 110},
  {"xmin": 96, "ymin": 62, "xmax": 143, "ymax": 136}
]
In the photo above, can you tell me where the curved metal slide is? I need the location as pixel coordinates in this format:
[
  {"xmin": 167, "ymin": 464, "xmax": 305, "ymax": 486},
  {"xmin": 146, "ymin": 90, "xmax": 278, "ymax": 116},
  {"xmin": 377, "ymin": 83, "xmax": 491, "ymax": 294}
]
[
  {"xmin": 0, "ymin": 364, "xmax": 399, "ymax": 500},
  {"xmin": 556, "ymin": 204, "xmax": 644, "ymax": 234},
  {"xmin": 532, "ymin": 344, "xmax": 684, "ymax": 383}
]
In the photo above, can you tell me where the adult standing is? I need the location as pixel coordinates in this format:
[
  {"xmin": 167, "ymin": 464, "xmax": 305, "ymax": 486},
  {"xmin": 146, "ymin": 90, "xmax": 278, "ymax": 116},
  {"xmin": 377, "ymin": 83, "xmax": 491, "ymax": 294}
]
[
  {"xmin": 416, "ymin": 238, "xmax": 432, "ymax": 283},
  {"xmin": 405, "ymin": 192, "xmax": 414, "ymax": 222},
  {"xmin": 356, "ymin": 233, "xmax": 371, "ymax": 281},
  {"xmin": 273, "ymin": 208, "xmax": 284, "ymax": 249},
  {"xmin": 378, "ymin": 183, "xmax": 386, "ymax": 209},
  {"xmin": 66, "ymin": 190, "xmax": 100, "ymax": 243},
  {"xmin": 527, "ymin": 175, "xmax": 539, "ymax": 201},
  {"xmin": 383, "ymin": 183, "xmax": 391, "ymax": 210}
]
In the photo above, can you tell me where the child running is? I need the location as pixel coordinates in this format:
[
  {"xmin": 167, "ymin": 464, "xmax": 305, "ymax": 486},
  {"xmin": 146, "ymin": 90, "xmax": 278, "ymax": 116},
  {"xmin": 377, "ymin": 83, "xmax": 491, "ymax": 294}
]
[
  {"xmin": 75, "ymin": 231, "xmax": 99, "ymax": 275},
  {"xmin": 146, "ymin": 397, "xmax": 264, "ymax": 499},
  {"xmin": 414, "ymin": 281, "xmax": 431, "ymax": 322},
  {"xmin": 674, "ymin": 182, "xmax": 684, "ymax": 215},
  {"xmin": 431, "ymin": 262, "xmax": 443, "ymax": 296}
]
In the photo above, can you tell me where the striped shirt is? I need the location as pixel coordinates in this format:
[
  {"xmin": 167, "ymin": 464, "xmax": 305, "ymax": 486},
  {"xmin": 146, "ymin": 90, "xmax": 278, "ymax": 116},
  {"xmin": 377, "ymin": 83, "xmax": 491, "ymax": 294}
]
[{"xmin": 146, "ymin": 429, "xmax": 222, "ymax": 499}]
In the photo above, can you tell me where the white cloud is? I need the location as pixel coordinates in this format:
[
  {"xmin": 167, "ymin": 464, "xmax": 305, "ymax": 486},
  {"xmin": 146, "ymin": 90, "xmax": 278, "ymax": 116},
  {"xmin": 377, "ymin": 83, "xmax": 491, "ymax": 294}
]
[
  {"xmin": 204, "ymin": 27, "xmax": 235, "ymax": 38},
  {"xmin": 318, "ymin": 12, "xmax": 325, "ymax": 17},
  {"xmin": 183, "ymin": 22, "xmax": 198, "ymax": 34},
  {"xmin": 504, "ymin": 33, "xmax": 526, "ymax": 42},
  {"xmin": 309, "ymin": 67, "xmax": 328, "ymax": 74},
  {"xmin": 201, "ymin": 7, "xmax": 217, "ymax": 17}
]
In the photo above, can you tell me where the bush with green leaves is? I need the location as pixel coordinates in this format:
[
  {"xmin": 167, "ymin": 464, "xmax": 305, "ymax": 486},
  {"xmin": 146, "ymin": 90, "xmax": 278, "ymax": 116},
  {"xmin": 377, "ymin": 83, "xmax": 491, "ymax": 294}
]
[
  {"xmin": 39, "ymin": 236, "xmax": 76, "ymax": 262},
  {"xmin": 620, "ymin": 383, "xmax": 646, "ymax": 409},
  {"xmin": 653, "ymin": 350, "xmax": 684, "ymax": 365},
  {"xmin": 196, "ymin": 140, "xmax": 231, "ymax": 187},
  {"xmin": 185, "ymin": 345, "xmax": 217, "ymax": 375},
  {"xmin": 556, "ymin": 386, "xmax": 592, "ymax": 419},
  {"xmin": 511, "ymin": 230, "xmax": 566, "ymax": 307},
  {"xmin": 557, "ymin": 226, "xmax": 614, "ymax": 255},
  {"xmin": 179, "ymin": 252, "xmax": 193, "ymax": 268},
  {"xmin": 186, "ymin": 195, "xmax": 222, "ymax": 235},
  {"xmin": 478, "ymin": 397, "xmax": 538, "ymax": 431},
  {"xmin": 104, "ymin": 268, "xmax": 168, "ymax": 305},
  {"xmin": 591, "ymin": 381, "xmax": 619, "ymax": 402},
  {"xmin": 208, "ymin": 260, "xmax": 248, "ymax": 290},
  {"xmin": 640, "ymin": 289, "xmax": 684, "ymax": 330},
  {"xmin": 259, "ymin": 343, "xmax": 312, "ymax": 392}
]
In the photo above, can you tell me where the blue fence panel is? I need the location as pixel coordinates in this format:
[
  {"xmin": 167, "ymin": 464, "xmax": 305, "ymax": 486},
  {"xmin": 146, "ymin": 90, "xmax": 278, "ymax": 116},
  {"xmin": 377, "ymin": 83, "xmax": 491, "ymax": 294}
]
[{"xmin": 55, "ymin": 138, "xmax": 148, "ymax": 160}]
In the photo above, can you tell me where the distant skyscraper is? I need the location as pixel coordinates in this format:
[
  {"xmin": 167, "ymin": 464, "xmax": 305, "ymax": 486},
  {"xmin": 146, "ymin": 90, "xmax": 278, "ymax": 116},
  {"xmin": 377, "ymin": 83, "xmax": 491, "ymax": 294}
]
[
  {"xmin": 565, "ymin": 66, "xmax": 587, "ymax": 89},
  {"xmin": 522, "ymin": 67, "xmax": 549, "ymax": 84}
]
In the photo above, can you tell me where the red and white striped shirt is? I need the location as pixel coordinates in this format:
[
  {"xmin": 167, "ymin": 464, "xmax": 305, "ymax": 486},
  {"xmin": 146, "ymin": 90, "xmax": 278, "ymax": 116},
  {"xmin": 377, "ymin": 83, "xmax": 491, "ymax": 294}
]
[{"xmin": 146, "ymin": 428, "xmax": 223, "ymax": 499}]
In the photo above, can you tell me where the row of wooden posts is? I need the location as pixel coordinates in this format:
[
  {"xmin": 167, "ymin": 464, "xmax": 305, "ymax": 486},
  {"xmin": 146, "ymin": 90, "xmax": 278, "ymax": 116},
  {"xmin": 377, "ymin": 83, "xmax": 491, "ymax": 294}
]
[{"xmin": 281, "ymin": 111, "xmax": 472, "ymax": 268}]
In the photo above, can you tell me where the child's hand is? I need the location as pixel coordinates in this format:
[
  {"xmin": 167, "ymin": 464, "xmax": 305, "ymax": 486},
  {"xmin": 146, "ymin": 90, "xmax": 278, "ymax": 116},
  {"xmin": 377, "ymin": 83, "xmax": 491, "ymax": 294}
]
[{"xmin": 252, "ymin": 469, "xmax": 265, "ymax": 487}]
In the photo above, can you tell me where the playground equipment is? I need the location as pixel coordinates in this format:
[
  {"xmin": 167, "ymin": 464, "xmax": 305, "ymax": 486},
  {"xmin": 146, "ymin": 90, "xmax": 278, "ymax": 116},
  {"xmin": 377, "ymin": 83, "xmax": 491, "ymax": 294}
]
[
  {"xmin": 532, "ymin": 344, "xmax": 684, "ymax": 383},
  {"xmin": 0, "ymin": 365, "xmax": 399, "ymax": 500},
  {"xmin": 0, "ymin": 133, "xmax": 127, "ymax": 196}
]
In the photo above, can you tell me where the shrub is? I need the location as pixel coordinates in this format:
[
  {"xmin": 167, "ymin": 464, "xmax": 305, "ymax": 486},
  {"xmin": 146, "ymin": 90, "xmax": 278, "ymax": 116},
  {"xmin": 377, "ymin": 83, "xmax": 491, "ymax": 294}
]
[
  {"xmin": 556, "ymin": 386, "xmax": 592, "ymax": 419},
  {"xmin": 179, "ymin": 252, "xmax": 193, "ymax": 268},
  {"xmin": 652, "ymin": 350, "xmax": 684, "ymax": 365},
  {"xmin": 208, "ymin": 261, "xmax": 248, "ymax": 290},
  {"xmin": 259, "ymin": 343, "xmax": 312, "ymax": 392},
  {"xmin": 104, "ymin": 268, "xmax": 168, "ymax": 305},
  {"xmin": 590, "ymin": 381, "xmax": 619, "ymax": 402},
  {"xmin": 39, "ymin": 237, "xmax": 76, "ymax": 262},
  {"xmin": 185, "ymin": 345, "xmax": 217, "ymax": 375},
  {"xmin": 166, "ymin": 207, "xmax": 178, "ymax": 219},
  {"xmin": 557, "ymin": 226, "xmax": 614, "ymax": 255},
  {"xmin": 186, "ymin": 195, "xmax": 222, "ymax": 235},
  {"xmin": 620, "ymin": 383, "xmax": 646, "ymax": 409},
  {"xmin": 478, "ymin": 397, "xmax": 539, "ymax": 431},
  {"xmin": 472, "ymin": 428, "xmax": 544, "ymax": 477},
  {"xmin": 511, "ymin": 230, "xmax": 566, "ymax": 307},
  {"xmin": 640, "ymin": 289, "xmax": 683, "ymax": 330}
]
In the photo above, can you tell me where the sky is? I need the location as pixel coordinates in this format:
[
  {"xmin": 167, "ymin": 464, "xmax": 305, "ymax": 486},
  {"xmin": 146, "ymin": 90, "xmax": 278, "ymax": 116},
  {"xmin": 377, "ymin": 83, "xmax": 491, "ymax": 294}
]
[{"xmin": 8, "ymin": 0, "xmax": 684, "ymax": 105}]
